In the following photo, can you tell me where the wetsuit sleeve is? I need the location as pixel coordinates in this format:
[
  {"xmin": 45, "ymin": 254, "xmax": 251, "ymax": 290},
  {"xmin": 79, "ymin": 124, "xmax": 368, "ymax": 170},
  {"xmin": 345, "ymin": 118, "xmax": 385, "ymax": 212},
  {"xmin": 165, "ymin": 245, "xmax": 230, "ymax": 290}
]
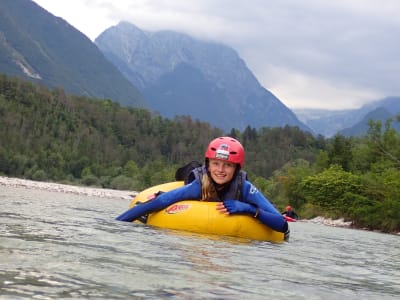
[
  {"xmin": 255, "ymin": 209, "xmax": 288, "ymax": 233},
  {"xmin": 241, "ymin": 181, "xmax": 288, "ymax": 233},
  {"xmin": 242, "ymin": 181, "xmax": 281, "ymax": 214},
  {"xmin": 116, "ymin": 180, "xmax": 201, "ymax": 222}
]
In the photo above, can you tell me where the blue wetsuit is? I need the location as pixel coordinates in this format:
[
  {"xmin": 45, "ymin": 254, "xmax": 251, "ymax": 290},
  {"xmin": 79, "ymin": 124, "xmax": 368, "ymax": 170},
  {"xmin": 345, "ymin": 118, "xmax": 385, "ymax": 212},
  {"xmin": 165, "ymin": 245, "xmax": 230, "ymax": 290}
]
[{"xmin": 116, "ymin": 179, "xmax": 288, "ymax": 233}]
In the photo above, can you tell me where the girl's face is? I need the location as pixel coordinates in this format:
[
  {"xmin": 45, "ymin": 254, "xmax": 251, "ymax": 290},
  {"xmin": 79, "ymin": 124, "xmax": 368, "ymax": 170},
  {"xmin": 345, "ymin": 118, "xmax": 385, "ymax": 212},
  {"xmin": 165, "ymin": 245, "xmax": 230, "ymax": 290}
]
[{"xmin": 208, "ymin": 159, "xmax": 237, "ymax": 185}]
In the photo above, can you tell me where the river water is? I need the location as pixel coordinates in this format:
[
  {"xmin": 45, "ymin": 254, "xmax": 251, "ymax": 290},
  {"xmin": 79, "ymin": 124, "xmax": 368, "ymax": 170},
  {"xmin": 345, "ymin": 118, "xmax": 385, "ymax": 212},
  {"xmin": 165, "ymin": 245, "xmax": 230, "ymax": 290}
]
[{"xmin": 0, "ymin": 186, "xmax": 399, "ymax": 299}]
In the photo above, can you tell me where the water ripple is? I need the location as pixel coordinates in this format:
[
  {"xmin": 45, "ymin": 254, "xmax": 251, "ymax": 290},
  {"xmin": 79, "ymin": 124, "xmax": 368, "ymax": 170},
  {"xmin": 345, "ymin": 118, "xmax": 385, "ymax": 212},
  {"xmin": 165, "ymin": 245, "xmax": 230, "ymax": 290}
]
[{"xmin": 0, "ymin": 186, "xmax": 399, "ymax": 299}]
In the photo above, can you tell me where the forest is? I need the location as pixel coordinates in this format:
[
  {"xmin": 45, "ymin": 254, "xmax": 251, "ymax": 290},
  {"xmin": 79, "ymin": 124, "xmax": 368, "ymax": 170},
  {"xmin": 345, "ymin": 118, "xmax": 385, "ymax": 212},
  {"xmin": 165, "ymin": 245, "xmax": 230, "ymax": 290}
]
[{"xmin": 1, "ymin": 74, "xmax": 399, "ymax": 232}]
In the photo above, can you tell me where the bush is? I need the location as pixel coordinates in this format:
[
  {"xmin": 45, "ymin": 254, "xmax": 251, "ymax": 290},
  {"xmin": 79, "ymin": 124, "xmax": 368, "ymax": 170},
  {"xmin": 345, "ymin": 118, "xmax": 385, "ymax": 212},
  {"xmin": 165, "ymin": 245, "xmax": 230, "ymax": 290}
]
[
  {"xmin": 81, "ymin": 174, "xmax": 99, "ymax": 186},
  {"xmin": 31, "ymin": 169, "xmax": 47, "ymax": 181},
  {"xmin": 300, "ymin": 165, "xmax": 362, "ymax": 212},
  {"xmin": 110, "ymin": 175, "xmax": 135, "ymax": 190}
]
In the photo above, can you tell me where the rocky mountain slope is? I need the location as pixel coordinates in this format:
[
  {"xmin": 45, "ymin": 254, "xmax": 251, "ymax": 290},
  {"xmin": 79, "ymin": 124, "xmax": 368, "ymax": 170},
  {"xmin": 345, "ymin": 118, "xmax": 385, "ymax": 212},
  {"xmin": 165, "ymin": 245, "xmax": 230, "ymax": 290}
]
[
  {"xmin": 95, "ymin": 22, "xmax": 310, "ymax": 132},
  {"xmin": 0, "ymin": 0, "xmax": 145, "ymax": 108}
]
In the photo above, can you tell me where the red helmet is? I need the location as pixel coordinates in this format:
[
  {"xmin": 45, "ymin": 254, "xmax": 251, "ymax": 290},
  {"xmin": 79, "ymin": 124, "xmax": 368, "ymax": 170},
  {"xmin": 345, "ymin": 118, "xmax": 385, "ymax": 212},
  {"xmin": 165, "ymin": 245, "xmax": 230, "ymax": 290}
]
[
  {"xmin": 286, "ymin": 205, "xmax": 292, "ymax": 211},
  {"xmin": 205, "ymin": 137, "xmax": 245, "ymax": 167}
]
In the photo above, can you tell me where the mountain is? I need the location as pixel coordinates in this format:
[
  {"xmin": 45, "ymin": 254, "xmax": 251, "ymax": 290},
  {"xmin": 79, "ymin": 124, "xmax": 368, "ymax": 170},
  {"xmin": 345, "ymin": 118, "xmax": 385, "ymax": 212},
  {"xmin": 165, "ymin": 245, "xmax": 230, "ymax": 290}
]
[
  {"xmin": 0, "ymin": 0, "xmax": 145, "ymax": 108},
  {"xmin": 338, "ymin": 107, "xmax": 399, "ymax": 136},
  {"xmin": 95, "ymin": 22, "xmax": 310, "ymax": 132},
  {"xmin": 294, "ymin": 108, "xmax": 369, "ymax": 137},
  {"xmin": 338, "ymin": 97, "xmax": 400, "ymax": 136},
  {"xmin": 294, "ymin": 97, "xmax": 400, "ymax": 137}
]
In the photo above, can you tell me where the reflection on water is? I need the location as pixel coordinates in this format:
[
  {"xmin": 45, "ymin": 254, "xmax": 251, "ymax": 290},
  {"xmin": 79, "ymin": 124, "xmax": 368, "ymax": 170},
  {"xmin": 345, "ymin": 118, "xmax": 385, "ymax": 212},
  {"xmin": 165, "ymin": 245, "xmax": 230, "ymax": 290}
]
[{"xmin": 0, "ymin": 186, "xmax": 399, "ymax": 299}]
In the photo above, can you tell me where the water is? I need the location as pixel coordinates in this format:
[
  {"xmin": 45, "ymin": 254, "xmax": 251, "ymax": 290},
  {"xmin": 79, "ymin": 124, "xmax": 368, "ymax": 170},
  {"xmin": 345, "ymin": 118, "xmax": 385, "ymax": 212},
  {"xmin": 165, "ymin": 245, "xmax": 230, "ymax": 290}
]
[{"xmin": 1, "ymin": 186, "xmax": 399, "ymax": 299}]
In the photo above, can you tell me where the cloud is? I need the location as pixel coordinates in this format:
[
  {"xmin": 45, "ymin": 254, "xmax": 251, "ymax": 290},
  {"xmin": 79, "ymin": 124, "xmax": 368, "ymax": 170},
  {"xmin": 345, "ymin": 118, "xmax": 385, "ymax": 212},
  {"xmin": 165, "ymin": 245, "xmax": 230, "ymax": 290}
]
[
  {"xmin": 33, "ymin": 0, "xmax": 400, "ymax": 110},
  {"xmin": 262, "ymin": 64, "xmax": 382, "ymax": 109}
]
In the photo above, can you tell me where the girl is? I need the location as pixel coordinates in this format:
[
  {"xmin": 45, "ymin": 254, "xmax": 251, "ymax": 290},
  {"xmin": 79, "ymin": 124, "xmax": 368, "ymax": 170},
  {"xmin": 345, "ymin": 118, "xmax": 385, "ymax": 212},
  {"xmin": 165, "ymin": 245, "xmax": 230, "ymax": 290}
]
[{"xmin": 116, "ymin": 136, "xmax": 288, "ymax": 233}]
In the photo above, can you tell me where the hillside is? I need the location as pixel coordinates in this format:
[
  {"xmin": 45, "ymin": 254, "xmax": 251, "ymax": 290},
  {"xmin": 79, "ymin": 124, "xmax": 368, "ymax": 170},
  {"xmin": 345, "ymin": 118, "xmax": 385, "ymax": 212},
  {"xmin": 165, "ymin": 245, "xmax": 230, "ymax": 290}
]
[
  {"xmin": 0, "ymin": 74, "xmax": 319, "ymax": 190},
  {"xmin": 0, "ymin": 0, "xmax": 145, "ymax": 108}
]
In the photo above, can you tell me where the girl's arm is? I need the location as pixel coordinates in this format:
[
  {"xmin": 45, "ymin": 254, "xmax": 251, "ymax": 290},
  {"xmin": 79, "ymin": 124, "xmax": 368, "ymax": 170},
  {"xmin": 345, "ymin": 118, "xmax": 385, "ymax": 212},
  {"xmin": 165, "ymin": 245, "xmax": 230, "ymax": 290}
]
[
  {"xmin": 217, "ymin": 200, "xmax": 288, "ymax": 233},
  {"xmin": 242, "ymin": 181, "xmax": 281, "ymax": 214},
  {"xmin": 217, "ymin": 181, "xmax": 288, "ymax": 232},
  {"xmin": 116, "ymin": 180, "xmax": 201, "ymax": 222}
]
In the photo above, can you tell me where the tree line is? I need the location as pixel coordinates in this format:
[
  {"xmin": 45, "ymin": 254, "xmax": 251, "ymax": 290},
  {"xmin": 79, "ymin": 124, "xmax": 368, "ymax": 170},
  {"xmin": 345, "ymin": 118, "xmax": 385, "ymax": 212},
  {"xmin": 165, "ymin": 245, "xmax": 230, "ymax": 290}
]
[{"xmin": 0, "ymin": 74, "xmax": 399, "ymax": 232}]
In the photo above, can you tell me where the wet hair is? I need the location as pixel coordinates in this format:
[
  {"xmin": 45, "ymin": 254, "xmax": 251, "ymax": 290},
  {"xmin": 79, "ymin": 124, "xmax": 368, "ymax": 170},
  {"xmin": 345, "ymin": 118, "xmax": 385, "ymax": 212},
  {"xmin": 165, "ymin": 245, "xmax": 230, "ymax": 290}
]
[{"xmin": 201, "ymin": 173, "xmax": 217, "ymax": 200}]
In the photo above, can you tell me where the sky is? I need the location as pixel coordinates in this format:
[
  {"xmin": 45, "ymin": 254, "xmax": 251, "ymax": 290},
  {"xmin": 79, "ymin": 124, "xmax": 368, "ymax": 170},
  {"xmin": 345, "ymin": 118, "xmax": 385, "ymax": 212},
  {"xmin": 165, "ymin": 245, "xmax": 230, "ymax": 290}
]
[{"xmin": 32, "ymin": 0, "xmax": 400, "ymax": 110}]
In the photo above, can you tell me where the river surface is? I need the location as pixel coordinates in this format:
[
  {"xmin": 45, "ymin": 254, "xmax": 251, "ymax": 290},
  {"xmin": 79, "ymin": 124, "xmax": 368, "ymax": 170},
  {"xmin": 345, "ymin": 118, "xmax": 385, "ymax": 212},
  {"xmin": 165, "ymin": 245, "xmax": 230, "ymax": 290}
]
[{"xmin": 1, "ymin": 186, "xmax": 399, "ymax": 299}]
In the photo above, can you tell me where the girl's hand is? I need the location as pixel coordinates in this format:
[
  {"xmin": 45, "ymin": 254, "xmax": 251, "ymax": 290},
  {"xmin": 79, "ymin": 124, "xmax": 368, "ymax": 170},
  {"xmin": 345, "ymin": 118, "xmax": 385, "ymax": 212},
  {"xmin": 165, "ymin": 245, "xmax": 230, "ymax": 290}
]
[
  {"xmin": 216, "ymin": 202, "xmax": 229, "ymax": 215},
  {"xmin": 216, "ymin": 200, "xmax": 256, "ymax": 215}
]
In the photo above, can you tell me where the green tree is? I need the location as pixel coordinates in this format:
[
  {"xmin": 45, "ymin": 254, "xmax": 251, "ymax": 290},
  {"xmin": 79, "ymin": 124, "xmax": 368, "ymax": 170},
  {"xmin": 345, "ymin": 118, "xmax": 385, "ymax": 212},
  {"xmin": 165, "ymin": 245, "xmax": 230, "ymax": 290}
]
[
  {"xmin": 327, "ymin": 134, "xmax": 353, "ymax": 171},
  {"xmin": 300, "ymin": 165, "xmax": 362, "ymax": 216}
]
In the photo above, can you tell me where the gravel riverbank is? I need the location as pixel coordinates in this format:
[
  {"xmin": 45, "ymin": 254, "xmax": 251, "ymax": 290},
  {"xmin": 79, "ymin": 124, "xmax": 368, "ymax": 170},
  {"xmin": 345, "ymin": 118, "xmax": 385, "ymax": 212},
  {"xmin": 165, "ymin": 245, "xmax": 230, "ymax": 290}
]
[{"xmin": 0, "ymin": 176, "xmax": 135, "ymax": 200}]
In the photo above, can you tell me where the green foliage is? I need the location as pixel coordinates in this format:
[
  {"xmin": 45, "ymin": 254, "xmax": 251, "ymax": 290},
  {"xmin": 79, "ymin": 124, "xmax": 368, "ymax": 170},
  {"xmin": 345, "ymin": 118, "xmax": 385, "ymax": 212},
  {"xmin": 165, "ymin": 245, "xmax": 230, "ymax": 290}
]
[
  {"xmin": 300, "ymin": 165, "xmax": 363, "ymax": 212},
  {"xmin": 1, "ymin": 74, "xmax": 399, "ymax": 232},
  {"xmin": 366, "ymin": 119, "xmax": 400, "ymax": 168},
  {"xmin": 267, "ymin": 116, "xmax": 400, "ymax": 232},
  {"xmin": 31, "ymin": 169, "xmax": 48, "ymax": 181},
  {"xmin": 110, "ymin": 175, "xmax": 136, "ymax": 190},
  {"xmin": 327, "ymin": 134, "xmax": 353, "ymax": 171},
  {"xmin": 314, "ymin": 150, "xmax": 330, "ymax": 172},
  {"xmin": 352, "ymin": 168, "xmax": 400, "ymax": 232},
  {"xmin": 265, "ymin": 159, "xmax": 314, "ymax": 211},
  {"xmin": 241, "ymin": 125, "xmax": 319, "ymax": 177},
  {"xmin": 81, "ymin": 174, "xmax": 100, "ymax": 186},
  {"xmin": 0, "ymin": 75, "xmax": 320, "ymax": 191}
]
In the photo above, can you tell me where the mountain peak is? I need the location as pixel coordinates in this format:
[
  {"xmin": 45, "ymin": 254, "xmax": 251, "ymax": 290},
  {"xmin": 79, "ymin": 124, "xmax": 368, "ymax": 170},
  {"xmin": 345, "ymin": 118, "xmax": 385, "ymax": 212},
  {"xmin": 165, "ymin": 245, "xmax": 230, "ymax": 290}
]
[{"xmin": 96, "ymin": 22, "xmax": 309, "ymax": 131}]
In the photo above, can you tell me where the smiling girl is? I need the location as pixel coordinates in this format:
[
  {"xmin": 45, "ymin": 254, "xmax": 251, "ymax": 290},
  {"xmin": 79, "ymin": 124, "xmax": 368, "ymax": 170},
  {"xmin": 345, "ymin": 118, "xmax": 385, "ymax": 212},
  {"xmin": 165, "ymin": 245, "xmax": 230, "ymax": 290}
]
[{"xmin": 116, "ymin": 137, "xmax": 288, "ymax": 234}]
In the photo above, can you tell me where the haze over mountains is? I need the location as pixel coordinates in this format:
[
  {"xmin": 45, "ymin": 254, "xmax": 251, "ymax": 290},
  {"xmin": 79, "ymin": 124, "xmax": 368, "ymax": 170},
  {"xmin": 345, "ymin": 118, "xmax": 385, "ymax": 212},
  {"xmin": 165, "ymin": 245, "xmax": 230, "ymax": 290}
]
[
  {"xmin": 1, "ymin": 0, "xmax": 399, "ymax": 137},
  {"xmin": 295, "ymin": 97, "xmax": 400, "ymax": 137}
]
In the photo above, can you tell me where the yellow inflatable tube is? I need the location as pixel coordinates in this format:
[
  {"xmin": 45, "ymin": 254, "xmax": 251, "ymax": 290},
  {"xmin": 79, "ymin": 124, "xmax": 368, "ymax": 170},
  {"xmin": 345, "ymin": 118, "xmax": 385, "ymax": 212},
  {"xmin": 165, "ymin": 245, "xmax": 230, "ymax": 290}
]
[{"xmin": 129, "ymin": 181, "xmax": 285, "ymax": 242}]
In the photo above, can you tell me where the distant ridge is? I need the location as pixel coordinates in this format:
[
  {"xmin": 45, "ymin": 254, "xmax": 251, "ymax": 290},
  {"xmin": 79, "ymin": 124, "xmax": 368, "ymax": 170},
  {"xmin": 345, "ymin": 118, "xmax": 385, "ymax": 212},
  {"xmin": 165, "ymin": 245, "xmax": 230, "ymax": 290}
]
[{"xmin": 295, "ymin": 97, "xmax": 400, "ymax": 137}]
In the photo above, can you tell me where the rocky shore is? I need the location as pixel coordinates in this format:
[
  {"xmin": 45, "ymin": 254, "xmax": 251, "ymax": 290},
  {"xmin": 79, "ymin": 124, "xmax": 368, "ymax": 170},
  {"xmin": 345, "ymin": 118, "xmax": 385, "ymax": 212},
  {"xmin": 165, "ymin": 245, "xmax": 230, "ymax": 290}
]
[
  {"xmin": 0, "ymin": 176, "xmax": 135, "ymax": 200},
  {"xmin": 307, "ymin": 216, "xmax": 352, "ymax": 228}
]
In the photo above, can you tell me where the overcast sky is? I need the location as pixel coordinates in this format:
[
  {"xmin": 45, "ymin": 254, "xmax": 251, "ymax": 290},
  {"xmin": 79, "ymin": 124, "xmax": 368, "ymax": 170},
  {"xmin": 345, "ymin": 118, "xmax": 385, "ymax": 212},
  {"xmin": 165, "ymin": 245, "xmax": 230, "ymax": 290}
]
[{"xmin": 33, "ymin": 0, "xmax": 400, "ymax": 110}]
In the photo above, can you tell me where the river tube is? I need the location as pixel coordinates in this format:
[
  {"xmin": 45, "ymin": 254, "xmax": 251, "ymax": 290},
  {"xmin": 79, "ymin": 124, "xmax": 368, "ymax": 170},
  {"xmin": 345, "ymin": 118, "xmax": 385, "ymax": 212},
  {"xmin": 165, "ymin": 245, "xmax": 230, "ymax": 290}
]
[{"xmin": 128, "ymin": 181, "xmax": 287, "ymax": 242}]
